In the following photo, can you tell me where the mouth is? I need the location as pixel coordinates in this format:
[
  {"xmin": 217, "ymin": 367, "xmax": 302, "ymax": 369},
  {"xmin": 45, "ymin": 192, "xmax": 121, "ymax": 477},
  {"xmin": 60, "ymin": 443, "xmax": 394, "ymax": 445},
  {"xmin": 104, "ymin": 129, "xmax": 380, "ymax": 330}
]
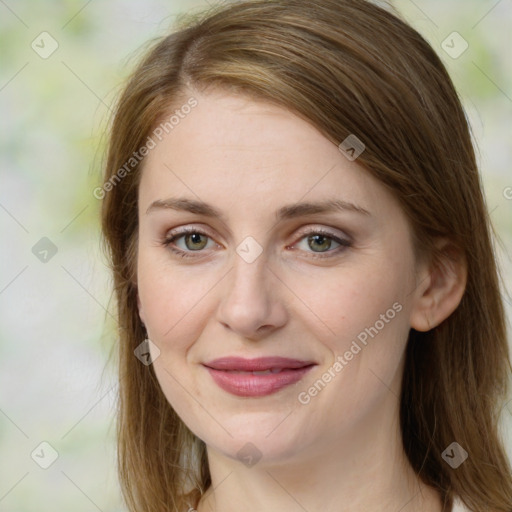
[{"xmin": 202, "ymin": 356, "xmax": 317, "ymax": 397}]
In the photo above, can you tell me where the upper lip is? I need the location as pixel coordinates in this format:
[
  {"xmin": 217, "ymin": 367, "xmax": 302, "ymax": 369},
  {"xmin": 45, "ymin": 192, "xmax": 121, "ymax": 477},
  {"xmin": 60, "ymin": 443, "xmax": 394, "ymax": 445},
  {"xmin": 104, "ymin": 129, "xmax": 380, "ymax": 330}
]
[{"xmin": 203, "ymin": 356, "xmax": 316, "ymax": 371}]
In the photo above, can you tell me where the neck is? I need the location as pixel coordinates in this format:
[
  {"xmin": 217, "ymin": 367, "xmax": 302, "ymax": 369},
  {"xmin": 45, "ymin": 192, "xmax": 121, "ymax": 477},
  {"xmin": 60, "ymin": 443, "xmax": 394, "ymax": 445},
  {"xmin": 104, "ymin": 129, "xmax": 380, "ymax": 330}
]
[{"xmin": 195, "ymin": 384, "xmax": 442, "ymax": 512}]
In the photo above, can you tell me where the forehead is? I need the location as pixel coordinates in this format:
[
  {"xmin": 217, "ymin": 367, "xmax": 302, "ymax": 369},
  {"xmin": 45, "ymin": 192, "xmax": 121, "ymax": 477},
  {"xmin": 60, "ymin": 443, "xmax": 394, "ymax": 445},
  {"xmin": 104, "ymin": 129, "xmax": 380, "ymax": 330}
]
[{"xmin": 138, "ymin": 89, "xmax": 402, "ymax": 225}]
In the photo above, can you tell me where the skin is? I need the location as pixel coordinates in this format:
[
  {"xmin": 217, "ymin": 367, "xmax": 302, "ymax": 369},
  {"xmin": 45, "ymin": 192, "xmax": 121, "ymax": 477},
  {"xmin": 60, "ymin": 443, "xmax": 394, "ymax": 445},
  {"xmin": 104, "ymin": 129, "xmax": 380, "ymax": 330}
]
[{"xmin": 136, "ymin": 88, "xmax": 466, "ymax": 512}]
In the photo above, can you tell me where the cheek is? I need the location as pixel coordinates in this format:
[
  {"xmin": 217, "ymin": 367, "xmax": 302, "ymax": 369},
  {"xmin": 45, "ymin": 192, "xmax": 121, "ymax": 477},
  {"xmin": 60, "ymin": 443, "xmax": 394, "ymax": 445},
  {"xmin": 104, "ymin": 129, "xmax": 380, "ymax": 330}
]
[
  {"xmin": 136, "ymin": 253, "xmax": 212, "ymax": 421},
  {"xmin": 137, "ymin": 251, "xmax": 217, "ymax": 350},
  {"xmin": 290, "ymin": 259, "xmax": 411, "ymax": 347},
  {"xmin": 292, "ymin": 266, "xmax": 411, "ymax": 423},
  {"xmin": 289, "ymin": 257, "xmax": 413, "ymax": 412}
]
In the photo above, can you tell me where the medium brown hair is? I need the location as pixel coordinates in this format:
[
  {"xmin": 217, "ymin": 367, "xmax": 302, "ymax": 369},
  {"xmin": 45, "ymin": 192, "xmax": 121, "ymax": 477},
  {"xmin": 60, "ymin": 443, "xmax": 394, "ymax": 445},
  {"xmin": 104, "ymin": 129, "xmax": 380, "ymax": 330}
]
[{"xmin": 99, "ymin": 1, "xmax": 512, "ymax": 510}]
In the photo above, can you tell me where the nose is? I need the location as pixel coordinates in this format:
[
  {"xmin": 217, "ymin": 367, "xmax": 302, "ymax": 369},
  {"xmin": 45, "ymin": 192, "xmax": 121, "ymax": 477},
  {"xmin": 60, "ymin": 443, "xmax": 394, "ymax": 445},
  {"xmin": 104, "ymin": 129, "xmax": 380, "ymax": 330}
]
[{"xmin": 215, "ymin": 252, "xmax": 288, "ymax": 340}]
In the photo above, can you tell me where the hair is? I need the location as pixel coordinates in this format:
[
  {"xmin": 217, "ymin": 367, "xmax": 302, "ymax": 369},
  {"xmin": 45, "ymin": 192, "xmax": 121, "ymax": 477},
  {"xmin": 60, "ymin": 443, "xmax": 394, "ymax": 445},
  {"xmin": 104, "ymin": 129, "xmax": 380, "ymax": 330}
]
[{"xmin": 99, "ymin": 1, "xmax": 512, "ymax": 511}]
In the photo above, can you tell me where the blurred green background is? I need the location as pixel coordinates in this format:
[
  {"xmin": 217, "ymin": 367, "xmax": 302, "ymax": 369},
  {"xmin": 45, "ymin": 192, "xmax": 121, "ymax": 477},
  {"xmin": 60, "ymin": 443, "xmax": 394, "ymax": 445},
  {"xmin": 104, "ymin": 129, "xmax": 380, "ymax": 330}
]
[{"xmin": 0, "ymin": 0, "xmax": 511, "ymax": 510}]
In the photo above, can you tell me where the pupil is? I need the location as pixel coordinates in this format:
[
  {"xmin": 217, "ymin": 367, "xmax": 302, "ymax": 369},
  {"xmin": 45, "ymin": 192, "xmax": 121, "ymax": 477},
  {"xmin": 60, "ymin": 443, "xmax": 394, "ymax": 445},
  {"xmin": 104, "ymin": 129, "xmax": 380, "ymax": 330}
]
[
  {"xmin": 310, "ymin": 235, "xmax": 329, "ymax": 252},
  {"xmin": 187, "ymin": 233, "xmax": 205, "ymax": 250}
]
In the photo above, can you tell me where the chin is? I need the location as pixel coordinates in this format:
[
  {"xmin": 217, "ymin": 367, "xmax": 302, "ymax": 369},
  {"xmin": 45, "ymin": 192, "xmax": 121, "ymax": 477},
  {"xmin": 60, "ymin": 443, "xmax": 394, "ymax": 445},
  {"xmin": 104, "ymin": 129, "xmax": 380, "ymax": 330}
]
[{"xmin": 196, "ymin": 414, "xmax": 311, "ymax": 466}]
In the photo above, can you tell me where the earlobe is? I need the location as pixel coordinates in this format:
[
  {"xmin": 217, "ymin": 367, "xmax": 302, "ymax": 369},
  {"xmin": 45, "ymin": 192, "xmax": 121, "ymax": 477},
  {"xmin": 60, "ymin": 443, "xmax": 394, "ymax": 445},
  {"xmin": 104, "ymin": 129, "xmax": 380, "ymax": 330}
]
[{"xmin": 409, "ymin": 239, "xmax": 467, "ymax": 332}]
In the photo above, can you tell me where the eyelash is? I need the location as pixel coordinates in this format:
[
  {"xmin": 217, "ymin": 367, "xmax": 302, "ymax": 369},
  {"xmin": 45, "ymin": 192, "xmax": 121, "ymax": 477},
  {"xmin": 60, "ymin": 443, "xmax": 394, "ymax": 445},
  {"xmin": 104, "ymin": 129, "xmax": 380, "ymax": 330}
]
[{"xmin": 162, "ymin": 227, "xmax": 352, "ymax": 260}]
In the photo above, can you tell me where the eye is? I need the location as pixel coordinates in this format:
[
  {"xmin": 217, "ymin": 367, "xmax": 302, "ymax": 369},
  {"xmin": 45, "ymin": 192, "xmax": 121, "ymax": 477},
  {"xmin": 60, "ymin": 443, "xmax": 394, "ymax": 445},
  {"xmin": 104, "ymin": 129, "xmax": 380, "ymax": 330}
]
[
  {"xmin": 291, "ymin": 229, "xmax": 352, "ymax": 258},
  {"xmin": 162, "ymin": 227, "xmax": 352, "ymax": 259},
  {"xmin": 162, "ymin": 228, "xmax": 217, "ymax": 258}
]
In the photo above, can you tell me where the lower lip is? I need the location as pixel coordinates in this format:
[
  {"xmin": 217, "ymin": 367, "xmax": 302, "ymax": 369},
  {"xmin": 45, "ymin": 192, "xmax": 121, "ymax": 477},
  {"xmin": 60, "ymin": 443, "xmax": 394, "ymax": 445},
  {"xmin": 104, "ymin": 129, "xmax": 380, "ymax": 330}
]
[{"xmin": 204, "ymin": 365, "xmax": 315, "ymax": 397}]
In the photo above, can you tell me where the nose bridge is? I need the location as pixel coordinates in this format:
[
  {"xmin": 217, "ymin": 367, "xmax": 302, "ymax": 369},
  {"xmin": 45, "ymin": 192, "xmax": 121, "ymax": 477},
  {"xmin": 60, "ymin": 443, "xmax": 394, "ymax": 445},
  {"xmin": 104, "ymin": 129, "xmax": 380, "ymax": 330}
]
[
  {"xmin": 227, "ymin": 248, "xmax": 272, "ymax": 308},
  {"xmin": 228, "ymin": 232, "xmax": 271, "ymax": 294}
]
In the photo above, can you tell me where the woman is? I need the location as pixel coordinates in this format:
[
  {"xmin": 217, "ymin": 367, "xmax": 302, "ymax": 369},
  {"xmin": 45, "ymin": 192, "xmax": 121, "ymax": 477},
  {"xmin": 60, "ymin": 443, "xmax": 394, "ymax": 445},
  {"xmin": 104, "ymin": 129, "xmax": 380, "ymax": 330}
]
[{"xmin": 99, "ymin": 0, "xmax": 512, "ymax": 511}]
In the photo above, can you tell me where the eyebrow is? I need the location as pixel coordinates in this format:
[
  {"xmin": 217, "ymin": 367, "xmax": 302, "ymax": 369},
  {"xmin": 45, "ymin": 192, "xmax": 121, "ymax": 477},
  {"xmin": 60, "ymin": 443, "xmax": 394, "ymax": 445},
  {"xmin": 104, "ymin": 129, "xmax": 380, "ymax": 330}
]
[{"xmin": 146, "ymin": 197, "xmax": 371, "ymax": 221}]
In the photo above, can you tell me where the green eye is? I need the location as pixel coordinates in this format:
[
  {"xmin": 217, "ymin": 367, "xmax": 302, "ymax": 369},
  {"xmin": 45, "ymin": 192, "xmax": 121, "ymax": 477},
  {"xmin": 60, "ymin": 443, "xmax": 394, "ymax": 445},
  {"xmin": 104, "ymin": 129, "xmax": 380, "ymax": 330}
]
[{"xmin": 163, "ymin": 228, "xmax": 351, "ymax": 260}]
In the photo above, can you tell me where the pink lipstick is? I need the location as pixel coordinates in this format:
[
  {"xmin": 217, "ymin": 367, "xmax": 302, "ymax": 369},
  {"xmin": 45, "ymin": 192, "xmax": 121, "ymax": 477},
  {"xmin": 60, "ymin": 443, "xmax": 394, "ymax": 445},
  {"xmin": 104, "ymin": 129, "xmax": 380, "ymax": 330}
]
[{"xmin": 203, "ymin": 356, "xmax": 316, "ymax": 397}]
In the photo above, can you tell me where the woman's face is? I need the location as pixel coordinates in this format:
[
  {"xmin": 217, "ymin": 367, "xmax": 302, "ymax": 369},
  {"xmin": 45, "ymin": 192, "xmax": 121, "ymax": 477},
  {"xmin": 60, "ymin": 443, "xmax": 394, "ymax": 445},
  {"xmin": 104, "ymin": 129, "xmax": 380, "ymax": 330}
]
[{"xmin": 136, "ymin": 89, "xmax": 425, "ymax": 465}]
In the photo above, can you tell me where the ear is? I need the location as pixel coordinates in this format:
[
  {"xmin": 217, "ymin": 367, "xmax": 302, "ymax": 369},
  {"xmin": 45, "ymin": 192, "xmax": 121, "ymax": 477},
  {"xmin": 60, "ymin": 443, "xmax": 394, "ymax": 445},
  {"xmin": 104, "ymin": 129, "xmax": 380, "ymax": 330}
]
[{"xmin": 409, "ymin": 238, "xmax": 467, "ymax": 332}]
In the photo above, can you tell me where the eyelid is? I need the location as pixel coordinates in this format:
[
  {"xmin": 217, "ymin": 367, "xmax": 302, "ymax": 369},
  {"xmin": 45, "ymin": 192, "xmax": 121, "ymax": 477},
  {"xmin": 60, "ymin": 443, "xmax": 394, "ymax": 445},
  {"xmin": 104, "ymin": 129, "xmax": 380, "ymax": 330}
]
[{"xmin": 292, "ymin": 224, "xmax": 351, "ymax": 243}]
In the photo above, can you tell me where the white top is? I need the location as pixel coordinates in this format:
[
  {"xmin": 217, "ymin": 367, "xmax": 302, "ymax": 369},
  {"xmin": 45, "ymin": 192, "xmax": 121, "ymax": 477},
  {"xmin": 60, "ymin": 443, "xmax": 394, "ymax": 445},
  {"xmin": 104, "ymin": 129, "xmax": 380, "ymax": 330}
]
[{"xmin": 452, "ymin": 497, "xmax": 471, "ymax": 511}]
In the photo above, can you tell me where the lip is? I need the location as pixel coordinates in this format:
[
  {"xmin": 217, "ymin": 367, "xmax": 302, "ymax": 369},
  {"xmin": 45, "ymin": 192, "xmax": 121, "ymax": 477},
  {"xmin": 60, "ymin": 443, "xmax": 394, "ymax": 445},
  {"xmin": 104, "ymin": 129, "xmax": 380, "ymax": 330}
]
[
  {"xmin": 203, "ymin": 356, "xmax": 316, "ymax": 371},
  {"xmin": 202, "ymin": 357, "xmax": 316, "ymax": 397}
]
